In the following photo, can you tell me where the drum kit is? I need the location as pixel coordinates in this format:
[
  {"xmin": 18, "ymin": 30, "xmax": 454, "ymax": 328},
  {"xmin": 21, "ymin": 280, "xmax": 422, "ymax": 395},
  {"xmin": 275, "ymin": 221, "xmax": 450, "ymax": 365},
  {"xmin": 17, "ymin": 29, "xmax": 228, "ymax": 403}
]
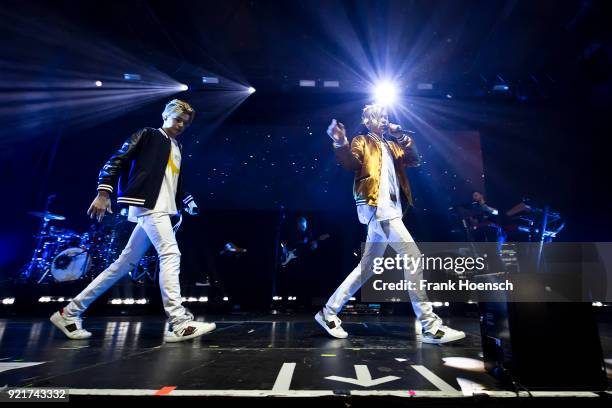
[{"xmin": 20, "ymin": 209, "xmax": 159, "ymax": 284}]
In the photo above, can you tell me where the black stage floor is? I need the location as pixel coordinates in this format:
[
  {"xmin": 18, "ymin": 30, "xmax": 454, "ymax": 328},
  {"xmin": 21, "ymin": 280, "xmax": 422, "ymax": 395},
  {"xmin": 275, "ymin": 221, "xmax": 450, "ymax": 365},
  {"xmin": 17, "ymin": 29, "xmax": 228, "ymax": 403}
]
[{"xmin": 0, "ymin": 314, "xmax": 611, "ymax": 404}]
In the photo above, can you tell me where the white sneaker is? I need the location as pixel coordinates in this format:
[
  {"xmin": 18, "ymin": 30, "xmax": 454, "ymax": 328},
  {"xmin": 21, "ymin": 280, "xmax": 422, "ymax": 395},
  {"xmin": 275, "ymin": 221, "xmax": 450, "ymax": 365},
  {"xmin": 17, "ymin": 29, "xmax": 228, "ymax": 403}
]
[
  {"xmin": 315, "ymin": 310, "xmax": 348, "ymax": 339},
  {"xmin": 164, "ymin": 321, "xmax": 216, "ymax": 343},
  {"xmin": 50, "ymin": 309, "xmax": 92, "ymax": 340},
  {"xmin": 421, "ymin": 325, "xmax": 466, "ymax": 344}
]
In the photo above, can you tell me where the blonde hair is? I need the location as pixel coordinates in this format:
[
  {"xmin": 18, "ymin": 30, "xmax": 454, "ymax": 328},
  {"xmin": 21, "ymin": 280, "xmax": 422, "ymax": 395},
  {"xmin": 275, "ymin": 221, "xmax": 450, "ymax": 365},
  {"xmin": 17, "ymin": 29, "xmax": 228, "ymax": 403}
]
[
  {"xmin": 162, "ymin": 99, "xmax": 195, "ymax": 124},
  {"xmin": 361, "ymin": 104, "xmax": 388, "ymax": 127}
]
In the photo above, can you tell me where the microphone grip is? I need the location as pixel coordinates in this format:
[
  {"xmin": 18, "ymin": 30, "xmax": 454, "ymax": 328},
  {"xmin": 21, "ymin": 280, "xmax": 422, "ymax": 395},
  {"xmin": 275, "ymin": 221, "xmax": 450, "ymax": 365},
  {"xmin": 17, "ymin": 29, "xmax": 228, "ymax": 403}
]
[
  {"xmin": 395, "ymin": 128, "xmax": 415, "ymax": 136},
  {"xmin": 386, "ymin": 124, "xmax": 415, "ymax": 136}
]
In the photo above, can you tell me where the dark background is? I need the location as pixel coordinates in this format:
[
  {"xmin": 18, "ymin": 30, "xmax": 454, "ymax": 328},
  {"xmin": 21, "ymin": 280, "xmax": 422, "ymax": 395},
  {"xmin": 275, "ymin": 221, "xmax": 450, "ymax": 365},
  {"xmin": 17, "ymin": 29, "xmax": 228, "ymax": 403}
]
[{"xmin": 1, "ymin": 0, "xmax": 611, "ymax": 306}]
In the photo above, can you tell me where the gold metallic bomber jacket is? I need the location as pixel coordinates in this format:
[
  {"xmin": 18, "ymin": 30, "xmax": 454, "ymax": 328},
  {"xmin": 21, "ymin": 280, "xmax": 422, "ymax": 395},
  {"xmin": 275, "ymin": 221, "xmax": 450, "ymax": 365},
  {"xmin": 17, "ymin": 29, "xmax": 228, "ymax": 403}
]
[{"xmin": 333, "ymin": 133, "xmax": 421, "ymax": 207}]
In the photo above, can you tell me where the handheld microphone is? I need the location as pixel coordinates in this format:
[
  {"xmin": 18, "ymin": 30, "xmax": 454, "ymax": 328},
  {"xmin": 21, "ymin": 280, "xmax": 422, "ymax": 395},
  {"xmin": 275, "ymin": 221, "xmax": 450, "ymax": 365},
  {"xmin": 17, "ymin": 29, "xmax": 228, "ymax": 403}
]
[
  {"xmin": 385, "ymin": 124, "xmax": 415, "ymax": 137},
  {"xmin": 395, "ymin": 128, "xmax": 415, "ymax": 136}
]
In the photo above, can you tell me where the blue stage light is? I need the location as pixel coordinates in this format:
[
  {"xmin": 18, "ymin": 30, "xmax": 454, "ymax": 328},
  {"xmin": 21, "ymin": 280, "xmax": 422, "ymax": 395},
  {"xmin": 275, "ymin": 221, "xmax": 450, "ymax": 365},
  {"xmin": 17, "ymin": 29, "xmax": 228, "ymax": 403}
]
[
  {"xmin": 202, "ymin": 76, "xmax": 219, "ymax": 84},
  {"xmin": 492, "ymin": 84, "xmax": 509, "ymax": 92},
  {"xmin": 123, "ymin": 73, "xmax": 141, "ymax": 81},
  {"xmin": 417, "ymin": 83, "xmax": 433, "ymax": 90},
  {"xmin": 299, "ymin": 80, "xmax": 316, "ymax": 87},
  {"xmin": 178, "ymin": 84, "xmax": 189, "ymax": 91},
  {"xmin": 247, "ymin": 86, "xmax": 256, "ymax": 94}
]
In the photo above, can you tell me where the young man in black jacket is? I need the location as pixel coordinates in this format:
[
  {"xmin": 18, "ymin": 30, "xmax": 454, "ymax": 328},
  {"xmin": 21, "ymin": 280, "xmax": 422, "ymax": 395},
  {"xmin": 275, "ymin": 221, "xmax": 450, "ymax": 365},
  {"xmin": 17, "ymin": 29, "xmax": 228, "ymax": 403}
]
[{"xmin": 50, "ymin": 99, "xmax": 216, "ymax": 342}]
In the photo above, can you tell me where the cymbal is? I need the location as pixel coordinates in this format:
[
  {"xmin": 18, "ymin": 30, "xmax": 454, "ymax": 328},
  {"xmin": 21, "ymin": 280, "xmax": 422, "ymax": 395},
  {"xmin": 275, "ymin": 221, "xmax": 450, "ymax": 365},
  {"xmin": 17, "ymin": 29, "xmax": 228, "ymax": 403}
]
[{"xmin": 28, "ymin": 211, "xmax": 66, "ymax": 221}]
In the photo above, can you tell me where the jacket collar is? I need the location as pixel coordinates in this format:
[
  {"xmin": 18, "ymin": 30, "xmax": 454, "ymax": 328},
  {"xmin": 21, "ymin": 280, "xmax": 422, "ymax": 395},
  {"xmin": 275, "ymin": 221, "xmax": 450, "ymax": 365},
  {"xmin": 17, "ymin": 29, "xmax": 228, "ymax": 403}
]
[
  {"xmin": 158, "ymin": 128, "xmax": 170, "ymax": 139},
  {"xmin": 367, "ymin": 131, "xmax": 392, "ymax": 147},
  {"xmin": 158, "ymin": 128, "xmax": 182, "ymax": 150}
]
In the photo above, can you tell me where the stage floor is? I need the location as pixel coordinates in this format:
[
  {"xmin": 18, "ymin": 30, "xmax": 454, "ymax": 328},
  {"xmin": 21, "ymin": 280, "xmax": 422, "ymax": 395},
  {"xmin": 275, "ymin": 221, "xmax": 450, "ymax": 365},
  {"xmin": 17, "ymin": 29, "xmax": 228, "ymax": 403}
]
[{"xmin": 0, "ymin": 314, "xmax": 610, "ymax": 402}]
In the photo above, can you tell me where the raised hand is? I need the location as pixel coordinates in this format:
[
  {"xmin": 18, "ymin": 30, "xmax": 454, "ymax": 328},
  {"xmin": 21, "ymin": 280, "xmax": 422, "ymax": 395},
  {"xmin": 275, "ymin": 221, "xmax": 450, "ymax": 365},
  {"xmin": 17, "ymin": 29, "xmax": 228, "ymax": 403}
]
[{"xmin": 326, "ymin": 119, "xmax": 347, "ymax": 145}]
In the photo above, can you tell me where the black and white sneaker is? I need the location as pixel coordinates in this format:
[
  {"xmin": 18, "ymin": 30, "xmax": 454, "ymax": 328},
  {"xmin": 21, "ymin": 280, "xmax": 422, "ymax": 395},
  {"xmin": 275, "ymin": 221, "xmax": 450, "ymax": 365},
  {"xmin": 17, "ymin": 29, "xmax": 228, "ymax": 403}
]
[
  {"xmin": 164, "ymin": 321, "xmax": 216, "ymax": 343},
  {"xmin": 50, "ymin": 309, "xmax": 92, "ymax": 340},
  {"xmin": 422, "ymin": 325, "xmax": 465, "ymax": 344},
  {"xmin": 314, "ymin": 310, "xmax": 348, "ymax": 339}
]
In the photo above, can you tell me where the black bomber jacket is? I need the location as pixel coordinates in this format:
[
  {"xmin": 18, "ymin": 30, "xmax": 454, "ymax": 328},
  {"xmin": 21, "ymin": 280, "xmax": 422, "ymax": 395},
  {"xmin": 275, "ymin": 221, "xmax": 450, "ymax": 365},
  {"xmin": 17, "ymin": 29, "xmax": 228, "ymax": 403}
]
[{"xmin": 96, "ymin": 127, "xmax": 195, "ymax": 210}]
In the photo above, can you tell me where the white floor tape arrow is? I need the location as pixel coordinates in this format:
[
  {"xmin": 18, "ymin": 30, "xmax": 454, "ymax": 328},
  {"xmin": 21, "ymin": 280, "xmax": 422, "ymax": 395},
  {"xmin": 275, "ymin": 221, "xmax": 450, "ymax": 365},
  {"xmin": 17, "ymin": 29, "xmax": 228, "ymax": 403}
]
[
  {"xmin": 326, "ymin": 365, "xmax": 400, "ymax": 387},
  {"xmin": 0, "ymin": 362, "xmax": 45, "ymax": 374}
]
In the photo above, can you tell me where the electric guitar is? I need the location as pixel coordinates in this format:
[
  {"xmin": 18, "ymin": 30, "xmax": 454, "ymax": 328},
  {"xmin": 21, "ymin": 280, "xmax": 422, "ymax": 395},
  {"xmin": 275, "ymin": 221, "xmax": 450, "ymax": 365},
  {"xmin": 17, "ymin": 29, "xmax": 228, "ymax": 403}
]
[{"xmin": 280, "ymin": 234, "xmax": 330, "ymax": 267}]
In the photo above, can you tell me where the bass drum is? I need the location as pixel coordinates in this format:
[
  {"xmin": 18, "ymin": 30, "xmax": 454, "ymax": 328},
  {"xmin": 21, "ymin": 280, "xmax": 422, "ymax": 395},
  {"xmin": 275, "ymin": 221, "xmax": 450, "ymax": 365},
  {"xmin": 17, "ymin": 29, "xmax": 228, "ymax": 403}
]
[{"xmin": 51, "ymin": 247, "xmax": 91, "ymax": 282}]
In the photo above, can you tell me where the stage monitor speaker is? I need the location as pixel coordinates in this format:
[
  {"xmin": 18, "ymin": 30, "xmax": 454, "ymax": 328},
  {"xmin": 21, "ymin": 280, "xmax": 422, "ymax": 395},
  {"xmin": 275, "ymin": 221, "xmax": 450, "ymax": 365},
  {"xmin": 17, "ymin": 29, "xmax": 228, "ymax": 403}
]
[{"xmin": 477, "ymin": 274, "xmax": 607, "ymax": 390}]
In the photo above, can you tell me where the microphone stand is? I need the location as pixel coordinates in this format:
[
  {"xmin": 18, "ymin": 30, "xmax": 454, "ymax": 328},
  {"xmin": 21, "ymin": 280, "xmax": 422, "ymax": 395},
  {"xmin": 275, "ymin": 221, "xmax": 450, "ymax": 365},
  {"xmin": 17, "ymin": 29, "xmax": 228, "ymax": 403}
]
[{"xmin": 271, "ymin": 204, "xmax": 286, "ymax": 302}]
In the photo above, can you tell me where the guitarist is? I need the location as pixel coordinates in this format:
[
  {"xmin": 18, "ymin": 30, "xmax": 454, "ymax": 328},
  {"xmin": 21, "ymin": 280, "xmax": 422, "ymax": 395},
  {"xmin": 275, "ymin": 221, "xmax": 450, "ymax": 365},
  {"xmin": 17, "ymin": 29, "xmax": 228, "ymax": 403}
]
[
  {"xmin": 278, "ymin": 216, "xmax": 324, "ymax": 306},
  {"xmin": 289, "ymin": 216, "xmax": 318, "ymax": 257},
  {"xmin": 281, "ymin": 216, "xmax": 330, "ymax": 266}
]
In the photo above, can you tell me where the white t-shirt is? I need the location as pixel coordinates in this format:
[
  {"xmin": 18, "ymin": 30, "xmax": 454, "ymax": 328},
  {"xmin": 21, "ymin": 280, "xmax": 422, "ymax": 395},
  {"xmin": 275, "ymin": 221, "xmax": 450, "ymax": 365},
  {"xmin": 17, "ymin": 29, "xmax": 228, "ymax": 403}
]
[
  {"xmin": 128, "ymin": 129, "xmax": 181, "ymax": 222},
  {"xmin": 357, "ymin": 136, "xmax": 402, "ymax": 224}
]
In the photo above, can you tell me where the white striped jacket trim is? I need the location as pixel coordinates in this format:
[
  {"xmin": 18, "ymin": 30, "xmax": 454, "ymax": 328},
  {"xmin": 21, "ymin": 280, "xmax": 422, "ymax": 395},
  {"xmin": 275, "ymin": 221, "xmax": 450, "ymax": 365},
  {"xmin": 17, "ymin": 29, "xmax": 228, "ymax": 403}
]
[
  {"xmin": 183, "ymin": 195, "xmax": 194, "ymax": 204},
  {"xmin": 117, "ymin": 197, "xmax": 146, "ymax": 204},
  {"xmin": 97, "ymin": 184, "xmax": 114, "ymax": 193}
]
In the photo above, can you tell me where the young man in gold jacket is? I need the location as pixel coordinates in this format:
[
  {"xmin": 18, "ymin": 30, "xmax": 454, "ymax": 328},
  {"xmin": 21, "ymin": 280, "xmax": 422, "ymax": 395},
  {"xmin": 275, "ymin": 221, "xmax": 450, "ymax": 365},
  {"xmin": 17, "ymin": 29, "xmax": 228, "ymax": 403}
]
[{"xmin": 315, "ymin": 104, "xmax": 465, "ymax": 344}]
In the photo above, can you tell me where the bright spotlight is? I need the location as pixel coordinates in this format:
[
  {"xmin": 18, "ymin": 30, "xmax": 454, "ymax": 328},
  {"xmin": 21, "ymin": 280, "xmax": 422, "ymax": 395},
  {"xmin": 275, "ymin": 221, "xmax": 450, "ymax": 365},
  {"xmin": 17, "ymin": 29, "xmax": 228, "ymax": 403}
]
[
  {"xmin": 95, "ymin": 81, "xmax": 103, "ymax": 87},
  {"xmin": 178, "ymin": 84, "xmax": 189, "ymax": 91},
  {"xmin": 247, "ymin": 86, "xmax": 256, "ymax": 94},
  {"xmin": 373, "ymin": 81, "xmax": 398, "ymax": 106}
]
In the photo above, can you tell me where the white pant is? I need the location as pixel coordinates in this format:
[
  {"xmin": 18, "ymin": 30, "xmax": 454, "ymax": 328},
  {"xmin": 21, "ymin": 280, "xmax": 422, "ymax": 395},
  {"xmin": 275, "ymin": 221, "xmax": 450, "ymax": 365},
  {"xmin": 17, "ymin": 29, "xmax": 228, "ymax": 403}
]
[
  {"xmin": 324, "ymin": 217, "xmax": 442, "ymax": 333},
  {"xmin": 64, "ymin": 212, "xmax": 192, "ymax": 328}
]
